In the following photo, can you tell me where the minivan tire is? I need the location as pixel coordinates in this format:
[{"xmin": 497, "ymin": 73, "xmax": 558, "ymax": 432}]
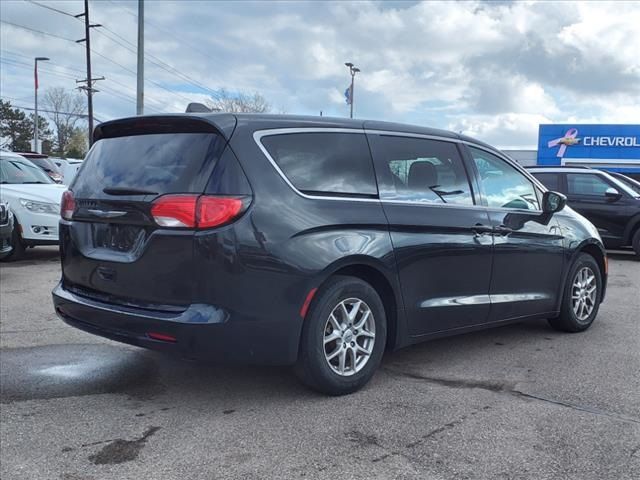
[
  {"xmin": 548, "ymin": 253, "xmax": 602, "ymax": 333},
  {"xmin": 632, "ymin": 228, "xmax": 640, "ymax": 258},
  {"xmin": 295, "ymin": 276, "xmax": 387, "ymax": 395}
]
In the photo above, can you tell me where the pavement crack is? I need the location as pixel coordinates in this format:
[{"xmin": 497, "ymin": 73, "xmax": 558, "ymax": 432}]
[
  {"xmin": 384, "ymin": 368, "xmax": 512, "ymax": 393},
  {"xmin": 385, "ymin": 368, "xmax": 640, "ymax": 425},
  {"xmin": 87, "ymin": 426, "xmax": 161, "ymax": 465},
  {"xmin": 510, "ymin": 390, "xmax": 640, "ymax": 425}
]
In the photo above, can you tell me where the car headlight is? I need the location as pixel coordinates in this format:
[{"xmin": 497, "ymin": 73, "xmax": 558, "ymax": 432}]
[{"xmin": 19, "ymin": 198, "xmax": 59, "ymax": 214}]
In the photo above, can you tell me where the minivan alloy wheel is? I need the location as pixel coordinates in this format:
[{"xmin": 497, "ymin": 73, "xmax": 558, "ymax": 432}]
[
  {"xmin": 572, "ymin": 266, "xmax": 597, "ymax": 322},
  {"xmin": 323, "ymin": 298, "xmax": 375, "ymax": 376}
]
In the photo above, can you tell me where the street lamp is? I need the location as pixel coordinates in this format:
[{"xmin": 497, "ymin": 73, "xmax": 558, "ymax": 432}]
[
  {"xmin": 34, "ymin": 57, "xmax": 50, "ymax": 153},
  {"xmin": 345, "ymin": 62, "xmax": 360, "ymax": 119}
]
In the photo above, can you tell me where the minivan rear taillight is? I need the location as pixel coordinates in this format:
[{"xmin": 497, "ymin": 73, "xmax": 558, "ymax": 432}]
[
  {"xmin": 151, "ymin": 195, "xmax": 246, "ymax": 229},
  {"xmin": 60, "ymin": 190, "xmax": 76, "ymax": 220}
]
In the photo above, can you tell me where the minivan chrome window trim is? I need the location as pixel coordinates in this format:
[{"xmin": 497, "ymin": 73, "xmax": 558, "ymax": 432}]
[{"xmin": 253, "ymin": 127, "xmax": 544, "ymax": 213}]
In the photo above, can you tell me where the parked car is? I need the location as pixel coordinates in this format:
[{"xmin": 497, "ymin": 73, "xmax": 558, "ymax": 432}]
[
  {"xmin": 0, "ymin": 151, "xmax": 66, "ymax": 261},
  {"xmin": 51, "ymin": 157, "xmax": 83, "ymax": 185},
  {"xmin": 16, "ymin": 152, "xmax": 64, "ymax": 183},
  {"xmin": 0, "ymin": 201, "xmax": 14, "ymax": 260},
  {"xmin": 529, "ymin": 166, "xmax": 640, "ymax": 257},
  {"xmin": 609, "ymin": 171, "xmax": 640, "ymax": 196},
  {"xmin": 53, "ymin": 114, "xmax": 607, "ymax": 395}
]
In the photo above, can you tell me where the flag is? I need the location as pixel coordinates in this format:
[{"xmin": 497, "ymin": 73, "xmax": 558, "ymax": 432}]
[
  {"xmin": 344, "ymin": 85, "xmax": 352, "ymax": 105},
  {"xmin": 34, "ymin": 63, "xmax": 38, "ymax": 90}
]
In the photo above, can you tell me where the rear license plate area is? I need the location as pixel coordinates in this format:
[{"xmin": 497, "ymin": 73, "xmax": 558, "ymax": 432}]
[{"xmin": 93, "ymin": 224, "xmax": 145, "ymax": 252}]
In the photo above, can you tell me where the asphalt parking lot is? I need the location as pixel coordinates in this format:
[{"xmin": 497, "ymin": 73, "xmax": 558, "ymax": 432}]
[{"xmin": 1, "ymin": 247, "xmax": 638, "ymax": 480}]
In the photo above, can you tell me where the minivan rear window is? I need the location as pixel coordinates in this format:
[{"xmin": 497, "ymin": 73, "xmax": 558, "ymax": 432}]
[
  {"xmin": 73, "ymin": 133, "xmax": 225, "ymax": 196},
  {"xmin": 261, "ymin": 132, "xmax": 377, "ymax": 197}
]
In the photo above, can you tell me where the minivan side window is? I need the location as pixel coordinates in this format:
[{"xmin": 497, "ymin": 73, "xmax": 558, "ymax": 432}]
[
  {"xmin": 261, "ymin": 132, "xmax": 377, "ymax": 197},
  {"xmin": 469, "ymin": 147, "xmax": 540, "ymax": 210},
  {"xmin": 367, "ymin": 135, "xmax": 474, "ymax": 205},
  {"xmin": 567, "ymin": 173, "xmax": 611, "ymax": 196}
]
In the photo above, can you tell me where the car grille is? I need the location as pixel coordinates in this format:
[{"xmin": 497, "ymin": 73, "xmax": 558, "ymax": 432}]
[{"xmin": 0, "ymin": 204, "xmax": 8, "ymax": 226}]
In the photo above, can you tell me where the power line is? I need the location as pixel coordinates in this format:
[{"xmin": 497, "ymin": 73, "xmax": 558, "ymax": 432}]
[
  {"xmin": 94, "ymin": 26, "xmax": 222, "ymax": 100},
  {"xmin": 0, "ymin": 99, "xmax": 103, "ymax": 123},
  {"xmin": 1, "ymin": 49, "xmax": 167, "ymax": 110},
  {"xmin": 104, "ymin": 0, "xmax": 222, "ymax": 72},
  {"xmin": 23, "ymin": 0, "xmax": 76, "ymax": 18},
  {"xmin": 23, "ymin": 0, "xmax": 222, "ymax": 100},
  {"xmin": 0, "ymin": 59, "xmax": 162, "ymax": 115},
  {"xmin": 1, "ymin": 58, "xmax": 79, "ymax": 81},
  {"xmin": 0, "ymin": 20, "xmax": 76, "ymax": 42},
  {"xmin": 1, "ymin": 20, "xmax": 193, "ymax": 106}
]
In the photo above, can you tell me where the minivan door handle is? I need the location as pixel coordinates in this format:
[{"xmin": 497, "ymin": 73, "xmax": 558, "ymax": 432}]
[
  {"xmin": 493, "ymin": 225, "xmax": 514, "ymax": 236},
  {"xmin": 471, "ymin": 224, "xmax": 494, "ymax": 237}
]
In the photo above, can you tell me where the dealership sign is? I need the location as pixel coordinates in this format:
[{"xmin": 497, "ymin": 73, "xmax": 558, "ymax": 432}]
[{"xmin": 538, "ymin": 124, "xmax": 640, "ymax": 171}]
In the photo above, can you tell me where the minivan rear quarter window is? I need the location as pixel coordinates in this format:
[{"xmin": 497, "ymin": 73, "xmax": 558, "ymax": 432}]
[
  {"xmin": 260, "ymin": 132, "xmax": 377, "ymax": 197},
  {"xmin": 73, "ymin": 133, "xmax": 225, "ymax": 196}
]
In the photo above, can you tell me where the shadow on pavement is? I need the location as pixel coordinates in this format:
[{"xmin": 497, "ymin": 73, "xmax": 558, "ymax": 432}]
[
  {"xmin": 0, "ymin": 318, "xmax": 558, "ymax": 404},
  {"xmin": 0, "ymin": 246, "xmax": 60, "ymax": 267}
]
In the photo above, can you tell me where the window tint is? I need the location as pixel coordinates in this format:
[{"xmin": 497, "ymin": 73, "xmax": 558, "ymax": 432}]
[
  {"xmin": 73, "ymin": 133, "xmax": 225, "ymax": 196},
  {"xmin": 261, "ymin": 132, "xmax": 377, "ymax": 196},
  {"xmin": 567, "ymin": 174, "xmax": 612, "ymax": 196},
  {"xmin": 367, "ymin": 135, "xmax": 473, "ymax": 205},
  {"xmin": 469, "ymin": 147, "xmax": 540, "ymax": 210},
  {"xmin": 532, "ymin": 172, "xmax": 561, "ymax": 192}
]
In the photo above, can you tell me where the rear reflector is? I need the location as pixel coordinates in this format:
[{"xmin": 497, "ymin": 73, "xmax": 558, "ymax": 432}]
[
  {"xmin": 300, "ymin": 287, "xmax": 318, "ymax": 318},
  {"xmin": 147, "ymin": 332, "xmax": 177, "ymax": 343},
  {"xmin": 60, "ymin": 190, "xmax": 76, "ymax": 220},
  {"xmin": 151, "ymin": 195, "xmax": 245, "ymax": 229}
]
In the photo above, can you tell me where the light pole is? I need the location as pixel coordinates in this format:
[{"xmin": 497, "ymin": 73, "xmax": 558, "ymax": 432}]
[
  {"xmin": 345, "ymin": 62, "xmax": 360, "ymax": 119},
  {"xmin": 136, "ymin": 0, "xmax": 144, "ymax": 115},
  {"xmin": 34, "ymin": 56, "xmax": 49, "ymax": 153}
]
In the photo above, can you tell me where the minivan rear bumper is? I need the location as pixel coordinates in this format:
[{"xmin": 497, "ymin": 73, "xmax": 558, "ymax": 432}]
[{"xmin": 52, "ymin": 282, "xmax": 299, "ymax": 365}]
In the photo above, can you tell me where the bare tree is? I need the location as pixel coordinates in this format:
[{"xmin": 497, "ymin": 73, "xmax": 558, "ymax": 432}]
[
  {"xmin": 43, "ymin": 87, "xmax": 86, "ymax": 156},
  {"xmin": 206, "ymin": 89, "xmax": 271, "ymax": 113}
]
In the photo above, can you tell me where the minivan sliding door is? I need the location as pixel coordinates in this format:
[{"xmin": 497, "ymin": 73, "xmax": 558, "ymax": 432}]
[{"xmin": 366, "ymin": 132, "xmax": 493, "ymax": 336}]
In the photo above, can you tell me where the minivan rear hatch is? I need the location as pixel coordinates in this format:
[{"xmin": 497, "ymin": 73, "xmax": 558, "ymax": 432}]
[{"xmin": 61, "ymin": 116, "xmax": 231, "ymax": 308}]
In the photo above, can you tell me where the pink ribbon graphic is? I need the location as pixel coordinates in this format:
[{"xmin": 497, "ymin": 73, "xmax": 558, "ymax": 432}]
[{"xmin": 548, "ymin": 128, "xmax": 579, "ymax": 158}]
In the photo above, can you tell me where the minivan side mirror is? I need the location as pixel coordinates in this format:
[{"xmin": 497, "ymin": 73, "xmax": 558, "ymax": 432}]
[
  {"xmin": 542, "ymin": 191, "xmax": 567, "ymax": 214},
  {"xmin": 605, "ymin": 187, "xmax": 622, "ymax": 201}
]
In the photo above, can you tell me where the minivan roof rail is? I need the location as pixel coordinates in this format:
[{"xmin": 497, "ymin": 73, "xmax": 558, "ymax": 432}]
[{"xmin": 525, "ymin": 165, "xmax": 592, "ymax": 169}]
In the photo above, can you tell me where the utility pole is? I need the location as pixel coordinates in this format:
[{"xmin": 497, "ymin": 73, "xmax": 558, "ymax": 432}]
[
  {"xmin": 34, "ymin": 57, "xmax": 49, "ymax": 153},
  {"xmin": 344, "ymin": 62, "xmax": 360, "ymax": 119},
  {"xmin": 136, "ymin": 0, "xmax": 144, "ymax": 115},
  {"xmin": 75, "ymin": 0, "xmax": 103, "ymax": 146}
]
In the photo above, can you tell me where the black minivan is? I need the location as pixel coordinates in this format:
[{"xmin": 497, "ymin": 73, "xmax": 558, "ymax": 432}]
[{"xmin": 53, "ymin": 114, "xmax": 607, "ymax": 395}]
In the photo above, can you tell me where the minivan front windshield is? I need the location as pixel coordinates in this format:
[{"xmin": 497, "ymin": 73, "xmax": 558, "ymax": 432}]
[{"xmin": 0, "ymin": 157, "xmax": 55, "ymax": 184}]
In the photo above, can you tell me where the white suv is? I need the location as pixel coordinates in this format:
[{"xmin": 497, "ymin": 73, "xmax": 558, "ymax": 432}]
[{"xmin": 0, "ymin": 151, "xmax": 66, "ymax": 261}]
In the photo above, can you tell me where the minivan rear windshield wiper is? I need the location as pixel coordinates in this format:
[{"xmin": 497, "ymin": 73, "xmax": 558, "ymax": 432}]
[{"xmin": 103, "ymin": 187, "xmax": 159, "ymax": 196}]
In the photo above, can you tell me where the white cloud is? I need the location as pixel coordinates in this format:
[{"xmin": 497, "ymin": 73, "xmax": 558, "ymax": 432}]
[{"xmin": 1, "ymin": 0, "xmax": 638, "ymax": 147}]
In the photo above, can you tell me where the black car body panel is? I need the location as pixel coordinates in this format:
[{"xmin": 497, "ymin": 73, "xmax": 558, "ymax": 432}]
[{"xmin": 53, "ymin": 114, "xmax": 607, "ymax": 365}]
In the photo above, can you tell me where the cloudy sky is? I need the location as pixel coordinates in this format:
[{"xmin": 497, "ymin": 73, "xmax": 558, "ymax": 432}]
[{"xmin": 1, "ymin": 0, "xmax": 639, "ymax": 148}]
